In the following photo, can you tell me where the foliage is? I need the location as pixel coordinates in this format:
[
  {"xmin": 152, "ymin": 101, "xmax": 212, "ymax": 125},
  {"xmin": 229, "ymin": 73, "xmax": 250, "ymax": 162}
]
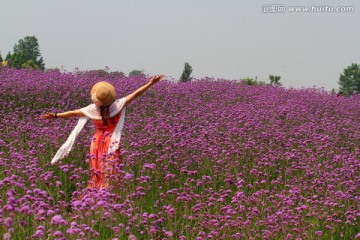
[
  {"xmin": 87, "ymin": 69, "xmax": 108, "ymax": 77},
  {"xmin": 258, "ymin": 81, "xmax": 266, "ymax": 86},
  {"xmin": 85, "ymin": 69, "xmax": 126, "ymax": 78},
  {"xmin": 241, "ymin": 77, "xmax": 257, "ymax": 85},
  {"xmin": 241, "ymin": 77, "xmax": 268, "ymax": 86},
  {"xmin": 7, "ymin": 36, "xmax": 45, "ymax": 70},
  {"xmin": 46, "ymin": 67, "xmax": 61, "ymax": 73},
  {"xmin": 108, "ymin": 71, "xmax": 125, "ymax": 78},
  {"xmin": 1, "ymin": 61, "xmax": 8, "ymax": 67},
  {"xmin": 0, "ymin": 51, "xmax": 7, "ymax": 68},
  {"xmin": 180, "ymin": 62, "xmax": 193, "ymax": 82},
  {"xmin": 0, "ymin": 69, "xmax": 359, "ymax": 239},
  {"xmin": 5, "ymin": 52, "xmax": 12, "ymax": 61},
  {"xmin": 21, "ymin": 60, "xmax": 40, "ymax": 70},
  {"xmin": 269, "ymin": 75, "xmax": 282, "ymax": 87},
  {"xmin": 338, "ymin": 63, "xmax": 360, "ymax": 96},
  {"xmin": 129, "ymin": 69, "xmax": 145, "ymax": 77}
]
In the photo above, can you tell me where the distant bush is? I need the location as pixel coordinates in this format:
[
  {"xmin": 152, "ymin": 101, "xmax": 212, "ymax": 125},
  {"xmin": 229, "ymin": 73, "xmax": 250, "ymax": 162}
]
[
  {"xmin": 241, "ymin": 77, "xmax": 258, "ymax": 86},
  {"xmin": 129, "ymin": 69, "xmax": 145, "ymax": 77}
]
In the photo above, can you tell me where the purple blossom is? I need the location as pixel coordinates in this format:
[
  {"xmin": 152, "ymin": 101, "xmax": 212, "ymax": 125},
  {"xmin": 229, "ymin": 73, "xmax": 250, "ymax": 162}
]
[
  {"xmin": 51, "ymin": 215, "xmax": 67, "ymax": 225},
  {"xmin": 128, "ymin": 234, "xmax": 137, "ymax": 240},
  {"xmin": 32, "ymin": 229, "xmax": 44, "ymax": 239},
  {"xmin": 124, "ymin": 173, "xmax": 133, "ymax": 180},
  {"xmin": 3, "ymin": 233, "xmax": 11, "ymax": 240},
  {"xmin": 0, "ymin": 69, "xmax": 359, "ymax": 239},
  {"xmin": 53, "ymin": 231, "xmax": 64, "ymax": 237},
  {"xmin": 4, "ymin": 217, "xmax": 13, "ymax": 228},
  {"xmin": 163, "ymin": 230, "xmax": 173, "ymax": 237}
]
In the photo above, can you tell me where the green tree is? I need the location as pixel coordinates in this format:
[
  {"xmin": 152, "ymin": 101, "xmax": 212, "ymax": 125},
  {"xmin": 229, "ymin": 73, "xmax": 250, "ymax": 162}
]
[
  {"xmin": 9, "ymin": 36, "xmax": 45, "ymax": 70},
  {"xmin": 0, "ymin": 52, "xmax": 3, "ymax": 62},
  {"xmin": 180, "ymin": 62, "xmax": 193, "ymax": 82},
  {"xmin": 129, "ymin": 69, "xmax": 145, "ymax": 77},
  {"xmin": 5, "ymin": 52, "xmax": 12, "ymax": 61},
  {"xmin": 269, "ymin": 75, "xmax": 282, "ymax": 87},
  {"xmin": 10, "ymin": 52, "xmax": 23, "ymax": 69},
  {"xmin": 339, "ymin": 63, "xmax": 360, "ymax": 96}
]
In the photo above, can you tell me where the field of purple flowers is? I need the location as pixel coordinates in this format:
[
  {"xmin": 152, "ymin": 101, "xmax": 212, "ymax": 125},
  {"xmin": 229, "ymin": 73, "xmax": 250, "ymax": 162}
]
[{"xmin": 0, "ymin": 68, "xmax": 359, "ymax": 239}]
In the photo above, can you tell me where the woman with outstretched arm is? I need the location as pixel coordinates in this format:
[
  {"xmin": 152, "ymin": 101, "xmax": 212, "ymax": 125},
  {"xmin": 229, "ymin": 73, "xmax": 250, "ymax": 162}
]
[{"xmin": 40, "ymin": 74, "xmax": 164, "ymax": 189}]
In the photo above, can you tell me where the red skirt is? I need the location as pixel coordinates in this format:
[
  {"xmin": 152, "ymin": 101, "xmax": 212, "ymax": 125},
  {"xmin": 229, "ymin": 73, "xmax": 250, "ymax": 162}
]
[{"xmin": 88, "ymin": 112, "xmax": 122, "ymax": 189}]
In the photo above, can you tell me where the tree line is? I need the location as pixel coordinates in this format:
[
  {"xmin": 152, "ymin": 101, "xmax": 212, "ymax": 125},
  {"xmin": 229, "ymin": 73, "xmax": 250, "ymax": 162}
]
[
  {"xmin": 1, "ymin": 36, "xmax": 359, "ymax": 95},
  {"xmin": 1, "ymin": 36, "xmax": 45, "ymax": 70}
]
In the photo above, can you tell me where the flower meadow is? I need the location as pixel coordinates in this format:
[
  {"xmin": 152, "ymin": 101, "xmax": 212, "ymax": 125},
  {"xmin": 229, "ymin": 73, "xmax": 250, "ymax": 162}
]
[{"xmin": 0, "ymin": 68, "xmax": 359, "ymax": 240}]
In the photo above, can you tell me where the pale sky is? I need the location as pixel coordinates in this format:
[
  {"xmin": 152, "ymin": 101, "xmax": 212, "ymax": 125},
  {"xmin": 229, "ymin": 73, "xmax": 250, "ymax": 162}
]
[{"xmin": 1, "ymin": 0, "xmax": 359, "ymax": 90}]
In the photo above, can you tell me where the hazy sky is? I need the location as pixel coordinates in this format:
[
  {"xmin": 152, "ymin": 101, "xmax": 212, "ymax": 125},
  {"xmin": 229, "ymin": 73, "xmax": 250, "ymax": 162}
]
[{"xmin": 1, "ymin": 0, "xmax": 359, "ymax": 90}]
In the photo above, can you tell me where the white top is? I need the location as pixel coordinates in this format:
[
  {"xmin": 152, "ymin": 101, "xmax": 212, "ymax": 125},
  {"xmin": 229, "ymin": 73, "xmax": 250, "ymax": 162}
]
[
  {"xmin": 81, "ymin": 98, "xmax": 127, "ymax": 120},
  {"xmin": 50, "ymin": 98, "xmax": 127, "ymax": 164}
]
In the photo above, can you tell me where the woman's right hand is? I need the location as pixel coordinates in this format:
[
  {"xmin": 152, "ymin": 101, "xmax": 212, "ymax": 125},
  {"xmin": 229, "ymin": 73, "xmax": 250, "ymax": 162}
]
[{"xmin": 40, "ymin": 112, "xmax": 56, "ymax": 119}]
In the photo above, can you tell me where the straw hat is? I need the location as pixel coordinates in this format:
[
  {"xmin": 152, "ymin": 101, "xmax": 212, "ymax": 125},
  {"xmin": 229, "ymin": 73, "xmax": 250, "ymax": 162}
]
[{"xmin": 91, "ymin": 81, "xmax": 116, "ymax": 106}]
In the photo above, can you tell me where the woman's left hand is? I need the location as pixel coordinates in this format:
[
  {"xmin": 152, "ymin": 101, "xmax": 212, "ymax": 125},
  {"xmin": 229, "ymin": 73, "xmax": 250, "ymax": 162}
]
[{"xmin": 149, "ymin": 74, "xmax": 164, "ymax": 84}]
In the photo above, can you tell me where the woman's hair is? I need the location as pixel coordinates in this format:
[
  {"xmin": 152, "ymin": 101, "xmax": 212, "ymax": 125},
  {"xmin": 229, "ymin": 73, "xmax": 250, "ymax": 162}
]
[{"xmin": 100, "ymin": 105, "xmax": 111, "ymax": 126}]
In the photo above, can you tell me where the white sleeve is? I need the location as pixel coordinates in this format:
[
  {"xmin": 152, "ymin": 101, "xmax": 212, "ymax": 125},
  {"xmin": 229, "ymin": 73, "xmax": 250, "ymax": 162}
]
[
  {"xmin": 114, "ymin": 97, "xmax": 126, "ymax": 111},
  {"xmin": 80, "ymin": 104, "xmax": 99, "ymax": 119}
]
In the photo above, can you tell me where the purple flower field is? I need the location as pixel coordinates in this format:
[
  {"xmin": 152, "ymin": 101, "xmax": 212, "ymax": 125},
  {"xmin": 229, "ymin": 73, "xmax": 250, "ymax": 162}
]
[{"xmin": 0, "ymin": 68, "xmax": 359, "ymax": 239}]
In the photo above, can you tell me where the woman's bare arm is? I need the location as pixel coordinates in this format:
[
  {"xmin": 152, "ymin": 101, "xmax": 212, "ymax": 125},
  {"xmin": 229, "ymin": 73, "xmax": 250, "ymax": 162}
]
[
  {"xmin": 40, "ymin": 109, "xmax": 85, "ymax": 119},
  {"xmin": 125, "ymin": 74, "xmax": 164, "ymax": 106},
  {"xmin": 41, "ymin": 74, "xmax": 164, "ymax": 119}
]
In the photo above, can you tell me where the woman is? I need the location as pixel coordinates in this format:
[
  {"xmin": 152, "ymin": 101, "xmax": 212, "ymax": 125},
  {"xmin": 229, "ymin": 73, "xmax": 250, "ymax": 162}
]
[{"xmin": 41, "ymin": 74, "xmax": 164, "ymax": 189}]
